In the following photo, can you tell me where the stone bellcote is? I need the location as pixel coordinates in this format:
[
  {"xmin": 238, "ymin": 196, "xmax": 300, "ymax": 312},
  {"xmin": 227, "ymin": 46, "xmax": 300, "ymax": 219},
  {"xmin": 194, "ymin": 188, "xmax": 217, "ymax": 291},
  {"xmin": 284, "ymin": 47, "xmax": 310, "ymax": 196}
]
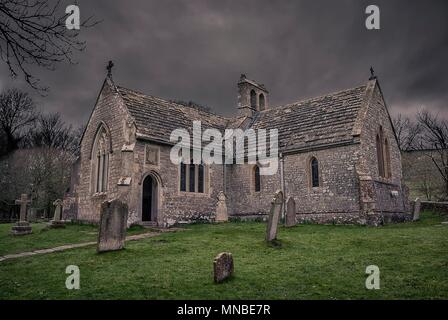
[{"xmin": 237, "ymin": 74, "xmax": 269, "ymax": 118}]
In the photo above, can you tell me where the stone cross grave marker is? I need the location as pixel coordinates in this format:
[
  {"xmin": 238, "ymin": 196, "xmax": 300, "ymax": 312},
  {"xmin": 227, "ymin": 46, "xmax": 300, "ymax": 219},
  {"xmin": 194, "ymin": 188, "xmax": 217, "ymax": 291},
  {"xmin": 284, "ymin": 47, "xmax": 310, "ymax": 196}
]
[
  {"xmin": 16, "ymin": 193, "xmax": 30, "ymax": 222},
  {"xmin": 413, "ymin": 198, "xmax": 421, "ymax": 221},
  {"xmin": 49, "ymin": 199, "xmax": 65, "ymax": 228},
  {"xmin": 285, "ymin": 196, "xmax": 296, "ymax": 227},
  {"xmin": 97, "ymin": 199, "xmax": 128, "ymax": 253},
  {"xmin": 266, "ymin": 190, "xmax": 283, "ymax": 242},
  {"xmin": 11, "ymin": 194, "xmax": 32, "ymax": 235},
  {"xmin": 215, "ymin": 191, "xmax": 228, "ymax": 222},
  {"xmin": 213, "ymin": 252, "xmax": 234, "ymax": 283}
]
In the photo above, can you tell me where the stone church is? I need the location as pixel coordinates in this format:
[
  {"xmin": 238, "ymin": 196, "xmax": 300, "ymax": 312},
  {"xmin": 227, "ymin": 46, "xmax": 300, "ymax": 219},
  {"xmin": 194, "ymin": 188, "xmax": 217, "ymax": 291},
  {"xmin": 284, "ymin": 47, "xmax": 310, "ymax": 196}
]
[{"xmin": 63, "ymin": 67, "xmax": 411, "ymax": 227}]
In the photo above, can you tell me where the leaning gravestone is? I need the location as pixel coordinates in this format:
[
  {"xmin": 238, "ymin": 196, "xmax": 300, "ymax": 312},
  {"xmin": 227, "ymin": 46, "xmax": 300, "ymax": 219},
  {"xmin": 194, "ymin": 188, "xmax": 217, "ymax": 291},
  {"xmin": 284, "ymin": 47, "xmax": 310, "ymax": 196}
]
[
  {"xmin": 413, "ymin": 198, "xmax": 421, "ymax": 221},
  {"xmin": 266, "ymin": 190, "xmax": 283, "ymax": 242},
  {"xmin": 97, "ymin": 199, "xmax": 128, "ymax": 253},
  {"xmin": 11, "ymin": 194, "xmax": 32, "ymax": 236},
  {"xmin": 49, "ymin": 199, "xmax": 65, "ymax": 228},
  {"xmin": 285, "ymin": 196, "xmax": 296, "ymax": 227},
  {"xmin": 215, "ymin": 191, "xmax": 228, "ymax": 222},
  {"xmin": 213, "ymin": 252, "xmax": 234, "ymax": 283}
]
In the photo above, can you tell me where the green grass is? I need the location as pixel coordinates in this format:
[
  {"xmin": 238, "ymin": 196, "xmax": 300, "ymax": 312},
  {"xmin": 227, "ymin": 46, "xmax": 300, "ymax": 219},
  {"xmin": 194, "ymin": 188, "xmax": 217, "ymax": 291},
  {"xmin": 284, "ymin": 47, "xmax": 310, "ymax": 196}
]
[
  {"xmin": 0, "ymin": 222, "xmax": 146, "ymax": 256},
  {"xmin": 0, "ymin": 212, "xmax": 447, "ymax": 300}
]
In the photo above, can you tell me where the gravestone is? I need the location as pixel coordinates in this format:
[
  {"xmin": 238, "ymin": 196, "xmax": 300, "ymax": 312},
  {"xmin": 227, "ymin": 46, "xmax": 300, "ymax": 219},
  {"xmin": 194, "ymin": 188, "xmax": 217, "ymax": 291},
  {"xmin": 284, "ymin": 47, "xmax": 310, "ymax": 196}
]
[
  {"xmin": 413, "ymin": 198, "xmax": 421, "ymax": 221},
  {"xmin": 49, "ymin": 199, "xmax": 65, "ymax": 228},
  {"xmin": 213, "ymin": 252, "xmax": 234, "ymax": 283},
  {"xmin": 266, "ymin": 190, "xmax": 283, "ymax": 242},
  {"xmin": 11, "ymin": 194, "xmax": 32, "ymax": 236},
  {"xmin": 215, "ymin": 191, "xmax": 228, "ymax": 222},
  {"xmin": 285, "ymin": 196, "xmax": 296, "ymax": 227},
  {"xmin": 97, "ymin": 199, "xmax": 128, "ymax": 253}
]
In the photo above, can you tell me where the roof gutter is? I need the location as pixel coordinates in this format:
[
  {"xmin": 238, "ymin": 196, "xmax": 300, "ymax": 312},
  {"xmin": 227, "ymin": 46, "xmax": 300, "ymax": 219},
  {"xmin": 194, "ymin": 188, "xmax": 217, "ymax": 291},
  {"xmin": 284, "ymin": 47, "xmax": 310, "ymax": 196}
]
[
  {"xmin": 135, "ymin": 133, "xmax": 175, "ymax": 146},
  {"xmin": 282, "ymin": 139, "xmax": 360, "ymax": 156}
]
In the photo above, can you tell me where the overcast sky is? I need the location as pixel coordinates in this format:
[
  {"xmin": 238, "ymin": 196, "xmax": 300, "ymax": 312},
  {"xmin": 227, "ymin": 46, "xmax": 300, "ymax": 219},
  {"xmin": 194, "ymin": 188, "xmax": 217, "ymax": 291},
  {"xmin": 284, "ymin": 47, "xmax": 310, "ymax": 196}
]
[{"xmin": 1, "ymin": 0, "xmax": 447, "ymax": 126}]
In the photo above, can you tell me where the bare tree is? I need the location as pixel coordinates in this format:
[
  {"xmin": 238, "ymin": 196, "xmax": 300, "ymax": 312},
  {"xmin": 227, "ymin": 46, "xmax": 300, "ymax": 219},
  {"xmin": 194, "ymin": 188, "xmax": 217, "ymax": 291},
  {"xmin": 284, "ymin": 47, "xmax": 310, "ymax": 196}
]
[
  {"xmin": 30, "ymin": 112, "xmax": 75, "ymax": 150},
  {"xmin": 70, "ymin": 123, "xmax": 85, "ymax": 157},
  {"xmin": 0, "ymin": 0, "xmax": 99, "ymax": 90},
  {"xmin": 417, "ymin": 110, "xmax": 448, "ymax": 199},
  {"xmin": 0, "ymin": 145, "xmax": 73, "ymax": 216},
  {"xmin": 0, "ymin": 112, "xmax": 80, "ymax": 216},
  {"xmin": 0, "ymin": 88, "xmax": 37, "ymax": 155},
  {"xmin": 393, "ymin": 114, "xmax": 421, "ymax": 151}
]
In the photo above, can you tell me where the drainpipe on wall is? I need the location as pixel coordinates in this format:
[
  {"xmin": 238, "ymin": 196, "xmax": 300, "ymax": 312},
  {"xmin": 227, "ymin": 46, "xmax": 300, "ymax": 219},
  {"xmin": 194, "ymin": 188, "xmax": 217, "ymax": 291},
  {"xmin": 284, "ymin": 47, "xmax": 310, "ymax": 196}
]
[
  {"xmin": 223, "ymin": 164, "xmax": 226, "ymax": 193},
  {"xmin": 280, "ymin": 153, "xmax": 286, "ymax": 223},
  {"xmin": 223, "ymin": 163, "xmax": 228, "ymax": 212}
]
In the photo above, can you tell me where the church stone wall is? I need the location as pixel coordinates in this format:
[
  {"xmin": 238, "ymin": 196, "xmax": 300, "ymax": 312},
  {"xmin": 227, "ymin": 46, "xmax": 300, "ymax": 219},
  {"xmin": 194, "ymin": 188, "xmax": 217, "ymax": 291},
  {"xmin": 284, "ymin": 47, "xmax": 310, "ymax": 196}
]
[
  {"xmin": 225, "ymin": 144, "xmax": 362, "ymax": 224},
  {"xmin": 358, "ymin": 81, "xmax": 411, "ymax": 222},
  {"xmin": 285, "ymin": 144, "xmax": 362, "ymax": 224},
  {"xmin": 128, "ymin": 141, "xmax": 224, "ymax": 227},
  {"xmin": 226, "ymin": 164, "xmax": 281, "ymax": 218},
  {"xmin": 76, "ymin": 81, "xmax": 130, "ymax": 223}
]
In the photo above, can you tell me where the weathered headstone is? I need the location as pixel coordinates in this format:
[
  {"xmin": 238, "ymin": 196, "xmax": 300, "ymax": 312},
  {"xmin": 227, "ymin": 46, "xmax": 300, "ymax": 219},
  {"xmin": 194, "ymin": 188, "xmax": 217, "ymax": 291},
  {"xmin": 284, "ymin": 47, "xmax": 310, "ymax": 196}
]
[
  {"xmin": 49, "ymin": 199, "xmax": 65, "ymax": 228},
  {"xmin": 11, "ymin": 194, "xmax": 32, "ymax": 236},
  {"xmin": 285, "ymin": 196, "xmax": 296, "ymax": 227},
  {"xmin": 215, "ymin": 191, "xmax": 228, "ymax": 222},
  {"xmin": 266, "ymin": 190, "xmax": 283, "ymax": 242},
  {"xmin": 413, "ymin": 198, "xmax": 421, "ymax": 221},
  {"xmin": 97, "ymin": 199, "xmax": 128, "ymax": 253},
  {"xmin": 213, "ymin": 252, "xmax": 234, "ymax": 283}
]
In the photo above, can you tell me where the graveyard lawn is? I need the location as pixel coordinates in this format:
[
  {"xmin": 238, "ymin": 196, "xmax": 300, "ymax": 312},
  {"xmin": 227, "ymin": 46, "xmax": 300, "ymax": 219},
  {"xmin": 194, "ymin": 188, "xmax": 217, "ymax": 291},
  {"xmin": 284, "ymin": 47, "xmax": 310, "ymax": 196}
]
[
  {"xmin": 0, "ymin": 212, "xmax": 447, "ymax": 300},
  {"xmin": 0, "ymin": 223, "xmax": 147, "ymax": 256}
]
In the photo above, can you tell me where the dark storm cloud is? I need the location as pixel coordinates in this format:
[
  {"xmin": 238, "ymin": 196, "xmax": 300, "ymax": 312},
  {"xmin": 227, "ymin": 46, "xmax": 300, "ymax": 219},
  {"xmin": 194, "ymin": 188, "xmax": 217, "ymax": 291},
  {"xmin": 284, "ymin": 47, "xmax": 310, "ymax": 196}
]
[{"xmin": 1, "ymin": 0, "xmax": 447, "ymax": 126}]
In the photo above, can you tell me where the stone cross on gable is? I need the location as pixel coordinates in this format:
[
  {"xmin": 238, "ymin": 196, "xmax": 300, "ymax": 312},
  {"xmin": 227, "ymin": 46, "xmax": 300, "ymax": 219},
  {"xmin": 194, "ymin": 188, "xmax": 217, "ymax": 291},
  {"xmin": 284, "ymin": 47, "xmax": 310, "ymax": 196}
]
[
  {"xmin": 369, "ymin": 66, "xmax": 377, "ymax": 80},
  {"xmin": 106, "ymin": 60, "xmax": 114, "ymax": 77},
  {"xmin": 15, "ymin": 194, "xmax": 31, "ymax": 222}
]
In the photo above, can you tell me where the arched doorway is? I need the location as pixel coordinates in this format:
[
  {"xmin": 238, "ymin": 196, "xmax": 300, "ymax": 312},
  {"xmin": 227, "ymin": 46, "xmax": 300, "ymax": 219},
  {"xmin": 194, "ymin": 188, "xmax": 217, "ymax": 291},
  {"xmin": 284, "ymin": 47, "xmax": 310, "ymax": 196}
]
[{"xmin": 142, "ymin": 175, "xmax": 158, "ymax": 222}]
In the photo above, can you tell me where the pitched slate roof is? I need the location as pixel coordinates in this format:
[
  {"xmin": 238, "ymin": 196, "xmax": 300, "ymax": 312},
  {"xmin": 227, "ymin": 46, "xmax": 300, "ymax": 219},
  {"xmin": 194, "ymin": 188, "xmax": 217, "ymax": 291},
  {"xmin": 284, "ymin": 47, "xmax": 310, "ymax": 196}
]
[
  {"xmin": 117, "ymin": 86, "xmax": 229, "ymax": 145},
  {"xmin": 117, "ymin": 82, "xmax": 368, "ymax": 152},
  {"xmin": 251, "ymin": 85, "xmax": 367, "ymax": 151}
]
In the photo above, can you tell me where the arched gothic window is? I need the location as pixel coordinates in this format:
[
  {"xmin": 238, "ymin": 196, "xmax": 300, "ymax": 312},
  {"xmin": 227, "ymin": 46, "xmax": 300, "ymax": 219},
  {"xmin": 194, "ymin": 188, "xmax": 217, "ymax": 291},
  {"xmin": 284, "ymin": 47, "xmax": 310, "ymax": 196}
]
[
  {"xmin": 259, "ymin": 94, "xmax": 265, "ymax": 111},
  {"xmin": 92, "ymin": 125, "xmax": 110, "ymax": 193},
  {"xmin": 376, "ymin": 126, "xmax": 391, "ymax": 179},
  {"xmin": 376, "ymin": 134, "xmax": 385, "ymax": 178},
  {"xmin": 311, "ymin": 157, "xmax": 319, "ymax": 188},
  {"xmin": 384, "ymin": 138, "xmax": 391, "ymax": 178}
]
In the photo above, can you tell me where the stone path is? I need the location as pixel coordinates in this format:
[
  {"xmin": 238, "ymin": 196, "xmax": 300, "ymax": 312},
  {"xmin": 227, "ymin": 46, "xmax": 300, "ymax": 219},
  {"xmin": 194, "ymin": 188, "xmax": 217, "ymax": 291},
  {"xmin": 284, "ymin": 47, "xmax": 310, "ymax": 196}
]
[{"xmin": 0, "ymin": 229, "xmax": 183, "ymax": 263}]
